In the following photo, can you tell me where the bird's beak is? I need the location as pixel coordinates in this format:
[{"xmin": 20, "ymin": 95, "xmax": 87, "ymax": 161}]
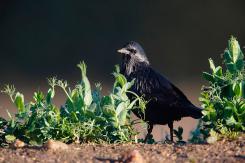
[{"xmin": 117, "ymin": 48, "xmax": 130, "ymax": 55}]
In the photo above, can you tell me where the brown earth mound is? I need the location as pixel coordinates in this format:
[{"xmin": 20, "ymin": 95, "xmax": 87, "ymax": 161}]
[{"xmin": 0, "ymin": 135, "xmax": 244, "ymax": 163}]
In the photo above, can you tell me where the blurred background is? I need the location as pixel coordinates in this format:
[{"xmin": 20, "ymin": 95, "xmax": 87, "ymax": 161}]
[{"xmin": 0, "ymin": 0, "xmax": 245, "ymax": 141}]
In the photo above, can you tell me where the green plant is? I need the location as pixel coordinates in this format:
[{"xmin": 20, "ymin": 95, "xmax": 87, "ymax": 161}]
[
  {"xmin": 174, "ymin": 126, "xmax": 184, "ymax": 142},
  {"xmin": 190, "ymin": 36, "xmax": 245, "ymax": 143},
  {"xmin": 0, "ymin": 62, "xmax": 147, "ymax": 145}
]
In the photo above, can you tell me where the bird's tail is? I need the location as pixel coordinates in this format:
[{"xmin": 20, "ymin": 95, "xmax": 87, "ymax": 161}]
[{"xmin": 184, "ymin": 105, "xmax": 203, "ymax": 119}]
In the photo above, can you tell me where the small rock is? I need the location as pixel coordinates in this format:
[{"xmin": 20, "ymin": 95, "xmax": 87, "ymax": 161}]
[
  {"xmin": 120, "ymin": 150, "xmax": 145, "ymax": 163},
  {"xmin": 0, "ymin": 157, "xmax": 4, "ymax": 162},
  {"xmin": 13, "ymin": 139, "xmax": 25, "ymax": 148},
  {"xmin": 44, "ymin": 140, "xmax": 69, "ymax": 151},
  {"xmin": 207, "ymin": 136, "xmax": 217, "ymax": 144}
]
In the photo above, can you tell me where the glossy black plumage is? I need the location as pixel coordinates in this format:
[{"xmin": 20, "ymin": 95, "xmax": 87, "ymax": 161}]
[{"xmin": 117, "ymin": 41, "xmax": 202, "ymax": 141}]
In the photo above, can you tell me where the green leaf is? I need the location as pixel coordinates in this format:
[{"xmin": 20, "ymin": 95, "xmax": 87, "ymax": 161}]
[
  {"xmin": 237, "ymin": 111, "xmax": 245, "ymax": 123},
  {"xmin": 77, "ymin": 61, "xmax": 92, "ymax": 106},
  {"xmin": 232, "ymin": 83, "xmax": 242, "ymax": 97},
  {"xmin": 71, "ymin": 89, "xmax": 85, "ymax": 111},
  {"xmin": 202, "ymin": 72, "xmax": 214, "ymax": 83},
  {"xmin": 214, "ymin": 66, "xmax": 222, "ymax": 77},
  {"xmin": 43, "ymin": 117, "xmax": 50, "ymax": 127},
  {"xmin": 221, "ymin": 85, "xmax": 234, "ymax": 98},
  {"xmin": 34, "ymin": 91, "xmax": 45, "ymax": 103},
  {"xmin": 5, "ymin": 135, "xmax": 16, "ymax": 143},
  {"xmin": 229, "ymin": 36, "xmax": 241, "ymax": 63},
  {"xmin": 226, "ymin": 116, "xmax": 237, "ymax": 126},
  {"xmin": 118, "ymin": 110, "xmax": 128, "ymax": 126},
  {"xmin": 103, "ymin": 105, "xmax": 116, "ymax": 117},
  {"xmin": 46, "ymin": 88, "xmax": 55, "ymax": 104},
  {"xmin": 124, "ymin": 79, "xmax": 135, "ymax": 90},
  {"xmin": 29, "ymin": 140, "xmax": 39, "ymax": 146},
  {"xmin": 223, "ymin": 50, "xmax": 232, "ymax": 63},
  {"xmin": 127, "ymin": 98, "xmax": 139, "ymax": 110},
  {"xmin": 103, "ymin": 105, "xmax": 118, "ymax": 127},
  {"xmin": 226, "ymin": 63, "xmax": 236, "ymax": 73},
  {"xmin": 208, "ymin": 58, "xmax": 216, "ymax": 73},
  {"xmin": 114, "ymin": 64, "xmax": 120, "ymax": 73},
  {"xmin": 223, "ymin": 106, "xmax": 233, "ymax": 119},
  {"xmin": 114, "ymin": 73, "xmax": 127, "ymax": 87},
  {"xmin": 116, "ymin": 102, "xmax": 127, "ymax": 116},
  {"xmin": 14, "ymin": 92, "xmax": 25, "ymax": 113},
  {"xmin": 235, "ymin": 59, "xmax": 244, "ymax": 71},
  {"xmin": 101, "ymin": 96, "xmax": 113, "ymax": 106},
  {"xmin": 238, "ymin": 103, "xmax": 245, "ymax": 114}
]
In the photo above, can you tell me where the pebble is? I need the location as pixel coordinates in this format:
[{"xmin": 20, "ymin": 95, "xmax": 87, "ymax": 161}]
[
  {"xmin": 13, "ymin": 139, "xmax": 25, "ymax": 148},
  {"xmin": 120, "ymin": 150, "xmax": 145, "ymax": 163},
  {"xmin": 44, "ymin": 140, "xmax": 69, "ymax": 151}
]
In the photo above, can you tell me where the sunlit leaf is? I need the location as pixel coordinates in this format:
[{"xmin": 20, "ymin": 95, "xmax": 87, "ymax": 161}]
[
  {"xmin": 46, "ymin": 88, "xmax": 55, "ymax": 104},
  {"xmin": 14, "ymin": 92, "xmax": 25, "ymax": 113},
  {"xmin": 5, "ymin": 135, "xmax": 16, "ymax": 143}
]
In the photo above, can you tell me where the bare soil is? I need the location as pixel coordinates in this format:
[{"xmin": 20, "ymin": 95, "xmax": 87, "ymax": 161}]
[{"xmin": 0, "ymin": 135, "xmax": 244, "ymax": 163}]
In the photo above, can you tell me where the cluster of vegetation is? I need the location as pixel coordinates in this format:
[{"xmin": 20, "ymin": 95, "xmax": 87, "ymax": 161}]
[
  {"xmin": 0, "ymin": 62, "xmax": 147, "ymax": 146},
  {"xmin": 191, "ymin": 37, "xmax": 245, "ymax": 143},
  {"xmin": 0, "ymin": 37, "xmax": 243, "ymax": 146}
]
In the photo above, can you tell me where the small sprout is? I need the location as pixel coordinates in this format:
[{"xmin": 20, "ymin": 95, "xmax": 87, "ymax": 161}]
[
  {"xmin": 95, "ymin": 82, "xmax": 102, "ymax": 91},
  {"xmin": 34, "ymin": 91, "xmax": 45, "ymax": 103},
  {"xmin": 77, "ymin": 61, "xmax": 87, "ymax": 76},
  {"xmin": 57, "ymin": 80, "xmax": 68, "ymax": 89},
  {"xmin": 14, "ymin": 92, "xmax": 25, "ymax": 113},
  {"xmin": 1, "ymin": 85, "xmax": 16, "ymax": 102},
  {"xmin": 48, "ymin": 77, "xmax": 58, "ymax": 88},
  {"xmin": 174, "ymin": 126, "xmax": 184, "ymax": 142}
]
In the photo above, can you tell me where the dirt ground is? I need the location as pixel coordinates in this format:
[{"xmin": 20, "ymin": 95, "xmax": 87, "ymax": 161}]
[
  {"xmin": 0, "ymin": 135, "xmax": 244, "ymax": 163},
  {"xmin": 0, "ymin": 84, "xmax": 244, "ymax": 163}
]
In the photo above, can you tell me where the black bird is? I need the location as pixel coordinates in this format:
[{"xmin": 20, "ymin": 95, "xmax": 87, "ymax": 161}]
[{"xmin": 117, "ymin": 41, "xmax": 202, "ymax": 141}]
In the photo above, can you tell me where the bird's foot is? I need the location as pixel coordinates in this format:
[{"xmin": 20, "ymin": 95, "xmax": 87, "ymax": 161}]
[
  {"xmin": 143, "ymin": 134, "xmax": 155, "ymax": 144},
  {"xmin": 164, "ymin": 137, "xmax": 174, "ymax": 144}
]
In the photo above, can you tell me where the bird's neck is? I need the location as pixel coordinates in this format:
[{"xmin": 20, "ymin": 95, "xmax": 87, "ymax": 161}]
[{"xmin": 121, "ymin": 60, "xmax": 149, "ymax": 76}]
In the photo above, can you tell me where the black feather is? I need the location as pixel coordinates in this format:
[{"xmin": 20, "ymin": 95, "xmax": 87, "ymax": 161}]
[{"xmin": 118, "ymin": 41, "xmax": 202, "ymax": 141}]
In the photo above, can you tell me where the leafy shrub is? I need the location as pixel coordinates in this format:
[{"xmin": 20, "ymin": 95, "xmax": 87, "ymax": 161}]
[
  {"xmin": 174, "ymin": 127, "xmax": 184, "ymax": 142},
  {"xmin": 191, "ymin": 37, "xmax": 245, "ymax": 143},
  {"xmin": 0, "ymin": 62, "xmax": 146, "ymax": 145}
]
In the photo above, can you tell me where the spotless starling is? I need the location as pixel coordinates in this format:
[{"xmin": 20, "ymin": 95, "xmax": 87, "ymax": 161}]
[{"xmin": 117, "ymin": 41, "xmax": 202, "ymax": 142}]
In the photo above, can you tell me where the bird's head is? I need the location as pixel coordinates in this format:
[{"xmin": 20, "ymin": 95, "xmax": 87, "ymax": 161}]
[{"xmin": 117, "ymin": 41, "xmax": 149, "ymax": 65}]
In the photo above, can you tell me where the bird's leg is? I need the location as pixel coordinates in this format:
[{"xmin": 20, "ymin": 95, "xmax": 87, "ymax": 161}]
[
  {"xmin": 144, "ymin": 123, "xmax": 153, "ymax": 143},
  {"xmin": 168, "ymin": 121, "xmax": 174, "ymax": 142}
]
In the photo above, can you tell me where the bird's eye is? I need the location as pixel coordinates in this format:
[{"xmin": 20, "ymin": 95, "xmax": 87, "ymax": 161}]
[{"xmin": 128, "ymin": 49, "xmax": 137, "ymax": 54}]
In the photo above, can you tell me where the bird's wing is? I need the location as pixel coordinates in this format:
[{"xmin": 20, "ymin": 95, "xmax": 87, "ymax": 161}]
[{"xmin": 133, "ymin": 67, "xmax": 192, "ymax": 107}]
